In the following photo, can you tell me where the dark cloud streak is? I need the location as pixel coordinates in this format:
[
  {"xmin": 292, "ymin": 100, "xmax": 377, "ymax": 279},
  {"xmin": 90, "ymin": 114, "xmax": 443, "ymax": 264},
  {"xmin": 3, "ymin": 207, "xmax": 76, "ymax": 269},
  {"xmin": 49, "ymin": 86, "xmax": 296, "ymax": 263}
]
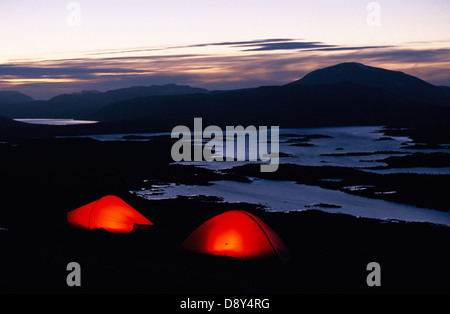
[
  {"xmin": 0, "ymin": 65, "xmax": 150, "ymax": 78},
  {"xmin": 242, "ymin": 41, "xmax": 335, "ymax": 51}
]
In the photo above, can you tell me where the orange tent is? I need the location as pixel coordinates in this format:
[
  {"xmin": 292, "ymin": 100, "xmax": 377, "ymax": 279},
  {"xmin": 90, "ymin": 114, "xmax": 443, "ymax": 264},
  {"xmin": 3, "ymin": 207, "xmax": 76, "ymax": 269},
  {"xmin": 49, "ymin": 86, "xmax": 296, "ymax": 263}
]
[
  {"xmin": 67, "ymin": 195, "xmax": 153, "ymax": 233},
  {"xmin": 179, "ymin": 210, "xmax": 289, "ymax": 260}
]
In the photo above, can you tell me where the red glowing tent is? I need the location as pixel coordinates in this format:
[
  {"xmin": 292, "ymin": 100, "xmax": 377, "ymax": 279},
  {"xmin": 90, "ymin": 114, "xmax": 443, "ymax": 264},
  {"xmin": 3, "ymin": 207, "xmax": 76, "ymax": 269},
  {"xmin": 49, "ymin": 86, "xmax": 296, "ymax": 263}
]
[
  {"xmin": 67, "ymin": 195, "xmax": 153, "ymax": 233},
  {"xmin": 179, "ymin": 210, "xmax": 289, "ymax": 260}
]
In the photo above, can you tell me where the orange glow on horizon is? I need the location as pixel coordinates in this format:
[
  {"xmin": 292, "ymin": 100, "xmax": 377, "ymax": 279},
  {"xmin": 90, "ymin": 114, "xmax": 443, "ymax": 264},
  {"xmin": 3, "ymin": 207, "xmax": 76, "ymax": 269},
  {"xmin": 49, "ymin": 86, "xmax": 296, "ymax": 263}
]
[{"xmin": 1, "ymin": 78, "xmax": 85, "ymax": 85}]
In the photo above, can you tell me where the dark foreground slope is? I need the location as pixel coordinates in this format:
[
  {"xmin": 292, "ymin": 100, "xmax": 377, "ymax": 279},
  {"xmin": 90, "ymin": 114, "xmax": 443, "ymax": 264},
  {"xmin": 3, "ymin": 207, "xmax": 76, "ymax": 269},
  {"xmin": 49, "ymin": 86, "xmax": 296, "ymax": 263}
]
[{"xmin": 0, "ymin": 137, "xmax": 449, "ymax": 294}]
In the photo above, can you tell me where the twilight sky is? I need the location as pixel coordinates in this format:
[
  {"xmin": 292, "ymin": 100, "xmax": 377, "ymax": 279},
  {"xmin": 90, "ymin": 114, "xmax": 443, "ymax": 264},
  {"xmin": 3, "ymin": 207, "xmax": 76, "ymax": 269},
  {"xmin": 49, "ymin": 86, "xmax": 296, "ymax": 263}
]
[{"xmin": 1, "ymin": 0, "xmax": 449, "ymax": 99}]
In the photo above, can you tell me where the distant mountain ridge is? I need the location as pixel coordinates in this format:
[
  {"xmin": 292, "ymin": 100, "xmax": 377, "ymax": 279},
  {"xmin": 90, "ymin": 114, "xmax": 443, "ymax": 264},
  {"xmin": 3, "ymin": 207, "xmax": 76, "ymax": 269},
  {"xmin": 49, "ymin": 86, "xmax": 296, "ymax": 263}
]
[
  {"xmin": 0, "ymin": 84, "xmax": 208, "ymax": 119},
  {"xmin": 0, "ymin": 91, "xmax": 34, "ymax": 105},
  {"xmin": 89, "ymin": 62, "xmax": 450, "ymax": 128},
  {"xmin": 1, "ymin": 62, "xmax": 450, "ymax": 135},
  {"xmin": 92, "ymin": 81, "xmax": 450, "ymax": 130},
  {"xmin": 289, "ymin": 62, "xmax": 450, "ymax": 106}
]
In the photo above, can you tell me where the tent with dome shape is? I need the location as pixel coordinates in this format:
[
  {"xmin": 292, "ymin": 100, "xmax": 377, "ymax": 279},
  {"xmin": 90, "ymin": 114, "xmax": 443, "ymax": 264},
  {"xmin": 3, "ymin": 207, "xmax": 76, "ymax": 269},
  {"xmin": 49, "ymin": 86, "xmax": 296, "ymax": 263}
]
[
  {"xmin": 179, "ymin": 210, "xmax": 289, "ymax": 261},
  {"xmin": 67, "ymin": 195, "xmax": 153, "ymax": 233}
]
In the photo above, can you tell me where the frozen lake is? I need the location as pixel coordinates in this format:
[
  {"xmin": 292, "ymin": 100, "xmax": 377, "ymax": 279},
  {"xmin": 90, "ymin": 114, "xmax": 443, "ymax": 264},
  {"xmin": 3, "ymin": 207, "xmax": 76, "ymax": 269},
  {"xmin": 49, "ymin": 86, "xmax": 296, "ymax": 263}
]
[
  {"xmin": 58, "ymin": 125, "xmax": 450, "ymax": 225},
  {"xmin": 171, "ymin": 126, "xmax": 450, "ymax": 174},
  {"xmin": 132, "ymin": 178, "xmax": 450, "ymax": 226},
  {"xmin": 126, "ymin": 125, "xmax": 450, "ymax": 226},
  {"xmin": 65, "ymin": 125, "xmax": 450, "ymax": 174}
]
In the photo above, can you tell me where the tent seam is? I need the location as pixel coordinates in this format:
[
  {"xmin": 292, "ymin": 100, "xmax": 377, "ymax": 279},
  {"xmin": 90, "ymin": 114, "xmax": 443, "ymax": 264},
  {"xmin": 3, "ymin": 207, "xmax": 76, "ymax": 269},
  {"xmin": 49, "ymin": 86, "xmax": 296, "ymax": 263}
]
[
  {"xmin": 241, "ymin": 211, "xmax": 279, "ymax": 259},
  {"xmin": 87, "ymin": 198, "xmax": 101, "ymax": 230}
]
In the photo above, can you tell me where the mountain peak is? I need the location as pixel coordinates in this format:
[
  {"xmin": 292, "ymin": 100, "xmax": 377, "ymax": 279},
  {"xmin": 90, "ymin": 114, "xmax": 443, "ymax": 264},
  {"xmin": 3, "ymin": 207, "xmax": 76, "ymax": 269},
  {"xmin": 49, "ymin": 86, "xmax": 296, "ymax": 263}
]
[
  {"xmin": 290, "ymin": 62, "xmax": 449, "ymax": 106},
  {"xmin": 330, "ymin": 62, "xmax": 375, "ymax": 68},
  {"xmin": 72, "ymin": 90, "xmax": 102, "ymax": 95},
  {"xmin": 334, "ymin": 62, "xmax": 383, "ymax": 73},
  {"xmin": 0, "ymin": 91, "xmax": 34, "ymax": 105}
]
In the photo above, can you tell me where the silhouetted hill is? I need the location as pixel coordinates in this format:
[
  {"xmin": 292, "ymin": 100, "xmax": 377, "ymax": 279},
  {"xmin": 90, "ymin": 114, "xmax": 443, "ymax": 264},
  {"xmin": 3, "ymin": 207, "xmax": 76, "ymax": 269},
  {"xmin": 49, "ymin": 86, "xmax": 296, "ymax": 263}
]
[
  {"xmin": 0, "ymin": 91, "xmax": 34, "ymax": 105},
  {"xmin": 289, "ymin": 62, "xmax": 450, "ymax": 106},
  {"xmin": 0, "ymin": 84, "xmax": 208, "ymax": 119},
  {"xmin": 0, "ymin": 115, "xmax": 31, "ymax": 128},
  {"xmin": 439, "ymin": 86, "xmax": 450, "ymax": 99},
  {"xmin": 92, "ymin": 82, "xmax": 450, "ymax": 129},
  {"xmin": 1, "ymin": 63, "xmax": 450, "ymax": 137},
  {"xmin": 1, "ymin": 82, "xmax": 450, "ymax": 138}
]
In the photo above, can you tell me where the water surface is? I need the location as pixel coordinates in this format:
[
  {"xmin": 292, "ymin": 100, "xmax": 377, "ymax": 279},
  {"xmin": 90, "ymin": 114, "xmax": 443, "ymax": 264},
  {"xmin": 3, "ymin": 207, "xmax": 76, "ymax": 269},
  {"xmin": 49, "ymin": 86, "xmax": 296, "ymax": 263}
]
[
  {"xmin": 133, "ymin": 178, "xmax": 450, "ymax": 226},
  {"xmin": 15, "ymin": 119, "xmax": 98, "ymax": 125}
]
